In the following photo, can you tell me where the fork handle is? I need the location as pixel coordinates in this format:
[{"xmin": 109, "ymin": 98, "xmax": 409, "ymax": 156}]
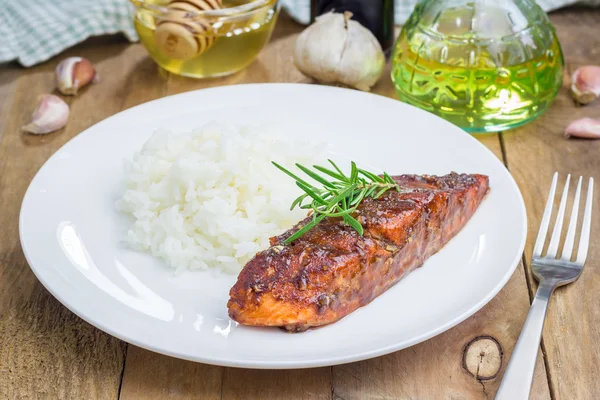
[{"xmin": 495, "ymin": 280, "xmax": 556, "ymax": 400}]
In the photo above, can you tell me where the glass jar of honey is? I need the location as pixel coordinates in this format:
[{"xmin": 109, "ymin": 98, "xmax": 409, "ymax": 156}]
[{"xmin": 131, "ymin": 0, "xmax": 280, "ymax": 78}]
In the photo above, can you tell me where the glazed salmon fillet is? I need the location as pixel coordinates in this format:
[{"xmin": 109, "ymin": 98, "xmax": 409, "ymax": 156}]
[{"xmin": 228, "ymin": 172, "xmax": 489, "ymax": 332}]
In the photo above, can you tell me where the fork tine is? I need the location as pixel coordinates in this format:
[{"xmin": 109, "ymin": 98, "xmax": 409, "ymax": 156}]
[
  {"xmin": 533, "ymin": 173, "xmax": 558, "ymax": 258},
  {"xmin": 576, "ymin": 178, "xmax": 594, "ymax": 265},
  {"xmin": 560, "ymin": 177, "xmax": 583, "ymax": 261},
  {"xmin": 546, "ymin": 174, "xmax": 571, "ymax": 258}
]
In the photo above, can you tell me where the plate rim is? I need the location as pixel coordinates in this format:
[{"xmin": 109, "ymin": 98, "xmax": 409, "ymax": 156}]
[{"xmin": 19, "ymin": 83, "xmax": 527, "ymax": 369}]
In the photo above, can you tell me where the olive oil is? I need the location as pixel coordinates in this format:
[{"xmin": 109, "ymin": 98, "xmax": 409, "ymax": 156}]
[
  {"xmin": 390, "ymin": 1, "xmax": 564, "ymax": 133},
  {"xmin": 133, "ymin": 0, "xmax": 279, "ymax": 78}
]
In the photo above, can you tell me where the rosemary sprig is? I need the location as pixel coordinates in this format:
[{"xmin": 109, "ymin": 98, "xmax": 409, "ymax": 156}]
[{"xmin": 273, "ymin": 160, "xmax": 400, "ymax": 244}]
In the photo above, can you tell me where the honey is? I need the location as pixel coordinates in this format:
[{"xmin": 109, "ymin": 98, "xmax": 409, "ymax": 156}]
[{"xmin": 133, "ymin": 0, "xmax": 279, "ymax": 78}]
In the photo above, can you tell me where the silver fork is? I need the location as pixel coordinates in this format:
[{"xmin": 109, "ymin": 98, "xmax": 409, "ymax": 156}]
[{"xmin": 495, "ymin": 173, "xmax": 594, "ymax": 400}]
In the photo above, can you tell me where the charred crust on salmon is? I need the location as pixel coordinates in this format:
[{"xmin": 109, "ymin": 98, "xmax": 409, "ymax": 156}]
[{"xmin": 227, "ymin": 172, "xmax": 489, "ymax": 332}]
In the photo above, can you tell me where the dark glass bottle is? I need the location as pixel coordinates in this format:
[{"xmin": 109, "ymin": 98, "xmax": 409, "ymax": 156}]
[{"xmin": 310, "ymin": 0, "xmax": 395, "ymax": 52}]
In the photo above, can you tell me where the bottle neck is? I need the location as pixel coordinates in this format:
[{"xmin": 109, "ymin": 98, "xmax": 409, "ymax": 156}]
[{"xmin": 310, "ymin": 0, "xmax": 396, "ymax": 51}]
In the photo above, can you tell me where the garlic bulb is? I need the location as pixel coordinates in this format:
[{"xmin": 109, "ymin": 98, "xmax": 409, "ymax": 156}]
[
  {"xmin": 22, "ymin": 94, "xmax": 69, "ymax": 135},
  {"xmin": 294, "ymin": 12, "xmax": 385, "ymax": 92},
  {"xmin": 55, "ymin": 57, "xmax": 97, "ymax": 95}
]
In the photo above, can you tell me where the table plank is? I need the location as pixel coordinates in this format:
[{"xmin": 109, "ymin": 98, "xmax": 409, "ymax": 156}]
[
  {"xmin": 119, "ymin": 15, "xmax": 332, "ymax": 400},
  {"xmin": 333, "ymin": 265, "xmax": 550, "ymax": 400},
  {"xmin": 330, "ymin": 135, "xmax": 550, "ymax": 399},
  {"xmin": 119, "ymin": 350, "xmax": 222, "ymax": 400},
  {"xmin": 222, "ymin": 368, "xmax": 332, "ymax": 400},
  {"xmin": 0, "ymin": 37, "xmax": 137, "ymax": 399},
  {"xmin": 0, "ymin": 67, "xmax": 20, "ymax": 142},
  {"xmin": 118, "ymin": 13, "xmax": 550, "ymax": 400},
  {"xmin": 8, "ymin": 7, "xmax": 596, "ymax": 398},
  {"xmin": 500, "ymin": 8, "xmax": 600, "ymax": 400}
]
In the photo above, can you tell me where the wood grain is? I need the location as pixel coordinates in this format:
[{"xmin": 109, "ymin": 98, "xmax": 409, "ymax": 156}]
[
  {"xmin": 3, "ymin": 7, "xmax": 598, "ymax": 400},
  {"xmin": 332, "ymin": 264, "xmax": 550, "ymax": 400},
  {"xmin": 117, "ymin": 13, "xmax": 548, "ymax": 400},
  {"xmin": 0, "ymin": 67, "xmax": 20, "ymax": 141},
  {"xmin": 120, "ymin": 15, "xmax": 332, "ymax": 400},
  {"xmin": 328, "ymin": 134, "xmax": 549, "ymax": 399},
  {"xmin": 0, "ymin": 38, "xmax": 135, "ymax": 400},
  {"xmin": 221, "ymin": 367, "xmax": 332, "ymax": 400},
  {"xmin": 499, "ymin": 9, "xmax": 600, "ymax": 400},
  {"xmin": 119, "ymin": 350, "xmax": 222, "ymax": 400}
]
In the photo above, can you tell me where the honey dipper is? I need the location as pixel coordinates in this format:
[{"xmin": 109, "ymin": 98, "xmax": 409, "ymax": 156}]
[{"xmin": 154, "ymin": 0, "xmax": 223, "ymax": 60}]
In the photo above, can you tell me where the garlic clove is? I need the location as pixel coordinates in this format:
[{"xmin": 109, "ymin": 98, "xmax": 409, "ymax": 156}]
[
  {"xmin": 564, "ymin": 117, "xmax": 600, "ymax": 139},
  {"xmin": 337, "ymin": 12, "xmax": 385, "ymax": 91},
  {"xmin": 293, "ymin": 12, "xmax": 385, "ymax": 92},
  {"xmin": 22, "ymin": 94, "xmax": 70, "ymax": 135},
  {"xmin": 55, "ymin": 57, "xmax": 97, "ymax": 95},
  {"xmin": 570, "ymin": 65, "xmax": 600, "ymax": 105},
  {"xmin": 294, "ymin": 13, "xmax": 348, "ymax": 84}
]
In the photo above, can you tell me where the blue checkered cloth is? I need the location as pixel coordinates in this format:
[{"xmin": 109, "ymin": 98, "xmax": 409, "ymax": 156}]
[{"xmin": 0, "ymin": 0, "xmax": 137, "ymax": 67}]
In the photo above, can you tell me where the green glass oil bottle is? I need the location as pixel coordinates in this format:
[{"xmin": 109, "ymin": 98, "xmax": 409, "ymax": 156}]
[{"xmin": 391, "ymin": 0, "xmax": 564, "ymax": 133}]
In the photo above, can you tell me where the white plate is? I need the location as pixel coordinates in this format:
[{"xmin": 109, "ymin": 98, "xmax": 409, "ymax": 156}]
[{"xmin": 20, "ymin": 84, "xmax": 526, "ymax": 369}]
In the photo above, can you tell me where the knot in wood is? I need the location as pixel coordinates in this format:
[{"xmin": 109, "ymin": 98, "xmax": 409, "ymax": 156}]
[{"xmin": 462, "ymin": 336, "xmax": 503, "ymax": 380}]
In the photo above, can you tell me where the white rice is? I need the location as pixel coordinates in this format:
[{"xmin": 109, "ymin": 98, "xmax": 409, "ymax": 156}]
[{"xmin": 116, "ymin": 122, "xmax": 325, "ymax": 273}]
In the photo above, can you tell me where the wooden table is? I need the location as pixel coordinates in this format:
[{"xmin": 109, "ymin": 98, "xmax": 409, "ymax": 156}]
[{"xmin": 1, "ymin": 8, "xmax": 599, "ymax": 400}]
